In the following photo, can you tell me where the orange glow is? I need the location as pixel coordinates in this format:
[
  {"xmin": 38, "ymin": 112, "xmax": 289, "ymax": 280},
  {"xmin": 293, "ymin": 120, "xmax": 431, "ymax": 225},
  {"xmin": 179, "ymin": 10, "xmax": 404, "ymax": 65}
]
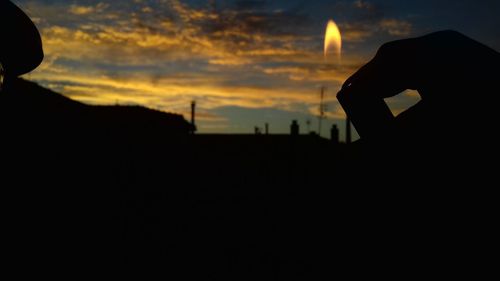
[{"xmin": 324, "ymin": 19, "xmax": 342, "ymax": 61}]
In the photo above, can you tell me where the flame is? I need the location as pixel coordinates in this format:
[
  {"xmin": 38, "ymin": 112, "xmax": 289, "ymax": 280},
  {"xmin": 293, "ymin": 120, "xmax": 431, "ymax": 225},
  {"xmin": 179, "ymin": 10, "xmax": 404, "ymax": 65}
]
[{"xmin": 324, "ymin": 19, "xmax": 342, "ymax": 61}]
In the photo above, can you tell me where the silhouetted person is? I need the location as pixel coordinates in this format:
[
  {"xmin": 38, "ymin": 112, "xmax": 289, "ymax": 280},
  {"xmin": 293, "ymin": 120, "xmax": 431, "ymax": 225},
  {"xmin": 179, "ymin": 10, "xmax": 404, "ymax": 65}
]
[
  {"xmin": 330, "ymin": 124, "xmax": 339, "ymax": 144},
  {"xmin": 335, "ymin": 31, "xmax": 499, "ymax": 277},
  {"xmin": 337, "ymin": 30, "xmax": 500, "ymax": 180},
  {"xmin": 290, "ymin": 120, "xmax": 299, "ymax": 136}
]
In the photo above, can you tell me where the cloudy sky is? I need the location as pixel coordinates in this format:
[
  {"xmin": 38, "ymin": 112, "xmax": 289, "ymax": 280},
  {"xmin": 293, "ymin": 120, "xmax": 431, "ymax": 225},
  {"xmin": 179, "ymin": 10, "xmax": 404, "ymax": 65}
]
[{"xmin": 14, "ymin": 0, "xmax": 500, "ymax": 138}]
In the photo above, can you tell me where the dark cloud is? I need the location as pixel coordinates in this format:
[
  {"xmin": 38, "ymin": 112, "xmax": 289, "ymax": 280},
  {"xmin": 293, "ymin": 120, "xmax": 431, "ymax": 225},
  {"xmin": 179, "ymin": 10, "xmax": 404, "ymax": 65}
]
[
  {"xmin": 234, "ymin": 0, "xmax": 267, "ymax": 11},
  {"xmin": 205, "ymin": 4, "xmax": 311, "ymax": 39},
  {"xmin": 319, "ymin": 0, "xmax": 413, "ymax": 43}
]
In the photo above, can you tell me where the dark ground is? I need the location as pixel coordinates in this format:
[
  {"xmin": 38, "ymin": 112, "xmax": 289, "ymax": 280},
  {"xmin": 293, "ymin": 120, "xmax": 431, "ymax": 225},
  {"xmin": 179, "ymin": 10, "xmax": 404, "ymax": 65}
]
[{"xmin": 1, "ymin": 78, "xmax": 495, "ymax": 279}]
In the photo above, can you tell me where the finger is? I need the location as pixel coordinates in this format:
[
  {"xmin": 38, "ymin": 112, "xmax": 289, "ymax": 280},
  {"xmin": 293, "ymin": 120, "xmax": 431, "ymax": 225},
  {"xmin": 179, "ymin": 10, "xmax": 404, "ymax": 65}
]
[
  {"xmin": 341, "ymin": 38, "xmax": 420, "ymax": 99},
  {"xmin": 337, "ymin": 38, "xmax": 421, "ymax": 140}
]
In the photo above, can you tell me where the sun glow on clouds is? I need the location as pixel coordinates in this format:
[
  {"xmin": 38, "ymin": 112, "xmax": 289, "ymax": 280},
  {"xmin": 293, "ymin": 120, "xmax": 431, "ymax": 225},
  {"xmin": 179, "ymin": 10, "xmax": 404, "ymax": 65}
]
[{"xmin": 15, "ymin": 0, "xmax": 418, "ymax": 134}]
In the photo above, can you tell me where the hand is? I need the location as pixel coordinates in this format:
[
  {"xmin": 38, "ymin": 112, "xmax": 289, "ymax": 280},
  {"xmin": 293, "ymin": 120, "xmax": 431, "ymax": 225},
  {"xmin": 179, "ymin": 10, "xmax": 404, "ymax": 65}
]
[{"xmin": 337, "ymin": 30, "xmax": 500, "ymax": 142}]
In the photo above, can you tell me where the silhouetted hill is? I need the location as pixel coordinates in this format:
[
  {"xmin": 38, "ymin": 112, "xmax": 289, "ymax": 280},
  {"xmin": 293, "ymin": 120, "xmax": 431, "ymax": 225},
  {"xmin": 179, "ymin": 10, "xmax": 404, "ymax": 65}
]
[
  {"xmin": 0, "ymin": 77, "xmax": 194, "ymax": 135},
  {"xmin": 92, "ymin": 105, "xmax": 193, "ymax": 136}
]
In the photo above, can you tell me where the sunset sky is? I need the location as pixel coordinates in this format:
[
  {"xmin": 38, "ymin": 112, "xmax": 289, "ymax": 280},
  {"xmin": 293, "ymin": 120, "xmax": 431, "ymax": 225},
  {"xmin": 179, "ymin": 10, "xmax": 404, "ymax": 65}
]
[{"xmin": 14, "ymin": 0, "xmax": 500, "ymax": 138}]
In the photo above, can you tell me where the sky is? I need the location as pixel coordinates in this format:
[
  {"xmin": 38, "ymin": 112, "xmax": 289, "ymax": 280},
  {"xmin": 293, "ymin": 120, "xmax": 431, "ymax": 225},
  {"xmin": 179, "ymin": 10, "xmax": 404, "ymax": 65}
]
[{"xmin": 13, "ymin": 0, "xmax": 500, "ymax": 139}]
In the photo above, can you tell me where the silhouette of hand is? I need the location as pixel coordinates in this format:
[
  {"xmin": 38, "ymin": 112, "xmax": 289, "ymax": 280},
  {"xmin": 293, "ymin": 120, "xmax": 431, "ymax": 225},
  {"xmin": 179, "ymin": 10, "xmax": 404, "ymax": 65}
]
[{"xmin": 337, "ymin": 30, "xmax": 500, "ymax": 142}]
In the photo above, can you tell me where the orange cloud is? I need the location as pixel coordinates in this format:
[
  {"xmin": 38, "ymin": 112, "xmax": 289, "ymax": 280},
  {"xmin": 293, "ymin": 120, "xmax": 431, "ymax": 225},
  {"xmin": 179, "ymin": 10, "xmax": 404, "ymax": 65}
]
[
  {"xmin": 18, "ymin": 0, "xmax": 422, "ymax": 134},
  {"xmin": 69, "ymin": 5, "xmax": 95, "ymax": 15},
  {"xmin": 69, "ymin": 3, "xmax": 108, "ymax": 15}
]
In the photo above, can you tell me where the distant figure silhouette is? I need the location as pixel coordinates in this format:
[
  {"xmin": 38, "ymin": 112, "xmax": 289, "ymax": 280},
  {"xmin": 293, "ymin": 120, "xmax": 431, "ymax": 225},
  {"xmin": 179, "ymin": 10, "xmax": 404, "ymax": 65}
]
[
  {"xmin": 0, "ymin": 0, "xmax": 43, "ymax": 89},
  {"xmin": 337, "ymin": 30, "xmax": 500, "ymax": 147}
]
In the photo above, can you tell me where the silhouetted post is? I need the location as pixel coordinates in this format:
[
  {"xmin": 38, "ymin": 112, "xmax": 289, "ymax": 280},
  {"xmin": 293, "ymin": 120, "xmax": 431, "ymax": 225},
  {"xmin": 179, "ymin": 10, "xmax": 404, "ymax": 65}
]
[
  {"xmin": 346, "ymin": 116, "xmax": 352, "ymax": 144},
  {"xmin": 291, "ymin": 120, "xmax": 299, "ymax": 136},
  {"xmin": 189, "ymin": 101, "xmax": 197, "ymax": 134},
  {"xmin": 191, "ymin": 101, "xmax": 196, "ymax": 127},
  {"xmin": 331, "ymin": 124, "xmax": 339, "ymax": 144},
  {"xmin": 318, "ymin": 86, "xmax": 326, "ymax": 136},
  {"xmin": 265, "ymin": 123, "xmax": 269, "ymax": 135}
]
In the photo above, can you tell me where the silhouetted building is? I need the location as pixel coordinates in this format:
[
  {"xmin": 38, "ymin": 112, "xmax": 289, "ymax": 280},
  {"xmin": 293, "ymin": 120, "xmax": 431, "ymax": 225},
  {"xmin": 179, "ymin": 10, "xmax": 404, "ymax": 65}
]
[
  {"xmin": 255, "ymin": 126, "xmax": 262, "ymax": 135},
  {"xmin": 291, "ymin": 120, "xmax": 299, "ymax": 136},
  {"xmin": 331, "ymin": 124, "xmax": 339, "ymax": 144}
]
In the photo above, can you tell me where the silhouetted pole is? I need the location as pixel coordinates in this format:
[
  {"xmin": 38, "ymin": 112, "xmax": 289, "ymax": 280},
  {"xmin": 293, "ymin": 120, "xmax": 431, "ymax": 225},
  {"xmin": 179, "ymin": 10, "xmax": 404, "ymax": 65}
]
[
  {"xmin": 346, "ymin": 116, "xmax": 352, "ymax": 144},
  {"xmin": 331, "ymin": 124, "xmax": 339, "ymax": 144},
  {"xmin": 265, "ymin": 123, "xmax": 269, "ymax": 135},
  {"xmin": 291, "ymin": 120, "xmax": 299, "ymax": 136},
  {"xmin": 318, "ymin": 86, "xmax": 326, "ymax": 136},
  {"xmin": 190, "ymin": 101, "xmax": 197, "ymax": 134},
  {"xmin": 191, "ymin": 101, "xmax": 196, "ymax": 127}
]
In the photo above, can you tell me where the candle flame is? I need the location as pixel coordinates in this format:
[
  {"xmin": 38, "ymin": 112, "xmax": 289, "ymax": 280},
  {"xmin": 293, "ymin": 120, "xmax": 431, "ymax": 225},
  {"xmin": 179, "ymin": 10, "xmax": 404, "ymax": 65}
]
[{"xmin": 324, "ymin": 19, "xmax": 342, "ymax": 61}]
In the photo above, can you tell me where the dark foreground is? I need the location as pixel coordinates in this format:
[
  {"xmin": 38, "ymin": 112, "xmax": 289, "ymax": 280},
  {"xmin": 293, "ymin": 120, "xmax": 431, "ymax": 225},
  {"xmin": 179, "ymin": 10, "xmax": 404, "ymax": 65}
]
[{"xmin": 1, "ymin": 78, "xmax": 495, "ymax": 279}]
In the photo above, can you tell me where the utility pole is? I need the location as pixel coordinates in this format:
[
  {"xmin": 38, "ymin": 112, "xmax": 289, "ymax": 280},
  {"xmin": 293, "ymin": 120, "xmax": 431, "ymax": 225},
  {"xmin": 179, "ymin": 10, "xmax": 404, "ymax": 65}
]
[
  {"xmin": 318, "ymin": 86, "xmax": 326, "ymax": 137},
  {"xmin": 190, "ymin": 100, "xmax": 197, "ymax": 134}
]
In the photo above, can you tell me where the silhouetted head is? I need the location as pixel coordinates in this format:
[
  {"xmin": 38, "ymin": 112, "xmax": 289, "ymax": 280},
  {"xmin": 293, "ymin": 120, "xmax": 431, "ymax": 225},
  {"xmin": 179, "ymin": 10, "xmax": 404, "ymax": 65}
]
[{"xmin": 0, "ymin": 0, "xmax": 44, "ymax": 88}]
